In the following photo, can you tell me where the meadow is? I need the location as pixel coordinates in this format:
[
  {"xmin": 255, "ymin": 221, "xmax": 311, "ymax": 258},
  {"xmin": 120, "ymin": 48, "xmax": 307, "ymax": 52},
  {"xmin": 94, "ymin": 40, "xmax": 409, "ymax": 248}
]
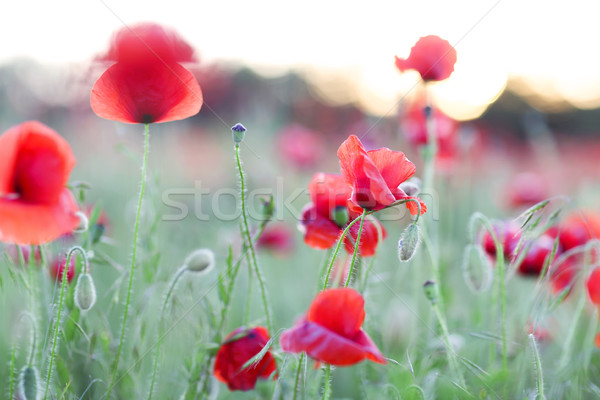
[{"xmin": 1, "ymin": 24, "xmax": 600, "ymax": 400}]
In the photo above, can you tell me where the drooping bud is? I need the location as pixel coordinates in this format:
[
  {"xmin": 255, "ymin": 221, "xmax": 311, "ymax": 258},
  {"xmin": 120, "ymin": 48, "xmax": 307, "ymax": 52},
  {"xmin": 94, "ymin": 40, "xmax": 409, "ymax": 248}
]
[
  {"xmin": 260, "ymin": 195, "xmax": 275, "ymax": 222},
  {"xmin": 19, "ymin": 365, "xmax": 39, "ymax": 400},
  {"xmin": 331, "ymin": 206, "xmax": 349, "ymax": 227},
  {"xmin": 398, "ymin": 223, "xmax": 421, "ymax": 262},
  {"xmin": 74, "ymin": 273, "xmax": 97, "ymax": 311},
  {"xmin": 231, "ymin": 123, "xmax": 247, "ymax": 144},
  {"xmin": 399, "ymin": 178, "xmax": 421, "ymax": 197},
  {"xmin": 73, "ymin": 211, "xmax": 89, "ymax": 233},
  {"xmin": 423, "ymin": 280, "xmax": 437, "ymax": 304},
  {"xmin": 184, "ymin": 248, "xmax": 215, "ymax": 273}
]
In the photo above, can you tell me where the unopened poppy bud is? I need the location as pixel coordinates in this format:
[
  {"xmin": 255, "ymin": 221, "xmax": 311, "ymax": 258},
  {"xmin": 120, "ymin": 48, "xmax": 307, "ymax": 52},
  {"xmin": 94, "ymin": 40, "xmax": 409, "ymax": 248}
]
[
  {"xmin": 331, "ymin": 206, "xmax": 349, "ymax": 227},
  {"xmin": 184, "ymin": 248, "xmax": 215, "ymax": 273},
  {"xmin": 260, "ymin": 196, "xmax": 275, "ymax": 221},
  {"xmin": 398, "ymin": 223, "xmax": 421, "ymax": 262},
  {"xmin": 231, "ymin": 123, "xmax": 247, "ymax": 144},
  {"xmin": 75, "ymin": 273, "xmax": 97, "ymax": 311},
  {"xmin": 399, "ymin": 179, "xmax": 421, "ymax": 197},
  {"xmin": 19, "ymin": 365, "xmax": 39, "ymax": 400},
  {"xmin": 423, "ymin": 280, "xmax": 437, "ymax": 303},
  {"xmin": 73, "ymin": 211, "xmax": 89, "ymax": 233}
]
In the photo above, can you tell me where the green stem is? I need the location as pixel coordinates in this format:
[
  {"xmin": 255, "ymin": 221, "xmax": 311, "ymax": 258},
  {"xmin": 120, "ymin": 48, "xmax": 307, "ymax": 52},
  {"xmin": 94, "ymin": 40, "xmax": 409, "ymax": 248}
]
[
  {"xmin": 293, "ymin": 353, "xmax": 305, "ymax": 400},
  {"xmin": 234, "ymin": 144, "xmax": 273, "ymax": 333},
  {"xmin": 528, "ymin": 333, "xmax": 545, "ymax": 400},
  {"xmin": 148, "ymin": 265, "xmax": 188, "ymax": 400},
  {"xmin": 344, "ymin": 208, "xmax": 368, "ymax": 287},
  {"xmin": 322, "ymin": 218, "xmax": 363, "ymax": 291},
  {"xmin": 431, "ymin": 302, "xmax": 466, "ymax": 389},
  {"xmin": 107, "ymin": 123, "xmax": 150, "ymax": 399},
  {"xmin": 44, "ymin": 246, "xmax": 87, "ymax": 400},
  {"xmin": 322, "ymin": 364, "xmax": 332, "ymax": 400},
  {"xmin": 9, "ymin": 345, "xmax": 16, "ymax": 400}
]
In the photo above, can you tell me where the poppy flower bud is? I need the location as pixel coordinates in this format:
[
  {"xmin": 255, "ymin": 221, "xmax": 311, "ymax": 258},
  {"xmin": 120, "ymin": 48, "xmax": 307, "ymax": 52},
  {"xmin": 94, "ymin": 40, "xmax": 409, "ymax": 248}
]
[
  {"xmin": 399, "ymin": 179, "xmax": 421, "ymax": 197},
  {"xmin": 398, "ymin": 223, "xmax": 421, "ymax": 262},
  {"xmin": 75, "ymin": 273, "xmax": 97, "ymax": 311},
  {"xmin": 423, "ymin": 280, "xmax": 437, "ymax": 303},
  {"xmin": 231, "ymin": 123, "xmax": 247, "ymax": 144},
  {"xmin": 19, "ymin": 365, "xmax": 39, "ymax": 400},
  {"xmin": 73, "ymin": 211, "xmax": 89, "ymax": 233},
  {"xmin": 260, "ymin": 196, "xmax": 275, "ymax": 221},
  {"xmin": 332, "ymin": 205, "xmax": 349, "ymax": 227},
  {"xmin": 184, "ymin": 248, "xmax": 215, "ymax": 273}
]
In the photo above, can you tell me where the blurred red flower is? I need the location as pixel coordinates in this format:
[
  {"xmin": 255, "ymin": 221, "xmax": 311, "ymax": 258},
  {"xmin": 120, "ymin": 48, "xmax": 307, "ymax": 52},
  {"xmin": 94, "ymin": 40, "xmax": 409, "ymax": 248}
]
[
  {"xmin": 0, "ymin": 121, "xmax": 79, "ymax": 245},
  {"xmin": 557, "ymin": 212, "xmax": 600, "ymax": 252},
  {"xmin": 213, "ymin": 326, "xmax": 277, "ymax": 391},
  {"xmin": 49, "ymin": 254, "xmax": 76, "ymax": 283},
  {"xmin": 280, "ymin": 287, "xmax": 386, "ymax": 366},
  {"xmin": 506, "ymin": 172, "xmax": 550, "ymax": 209},
  {"xmin": 276, "ymin": 124, "xmax": 325, "ymax": 170},
  {"xmin": 587, "ymin": 268, "xmax": 600, "ymax": 306},
  {"xmin": 395, "ymin": 35, "xmax": 457, "ymax": 82},
  {"xmin": 338, "ymin": 135, "xmax": 426, "ymax": 216},
  {"xmin": 299, "ymin": 173, "xmax": 385, "ymax": 256},
  {"xmin": 101, "ymin": 22, "xmax": 196, "ymax": 65},
  {"xmin": 91, "ymin": 23, "xmax": 202, "ymax": 124},
  {"xmin": 3, "ymin": 244, "xmax": 42, "ymax": 265},
  {"xmin": 256, "ymin": 224, "xmax": 295, "ymax": 256},
  {"xmin": 399, "ymin": 100, "xmax": 459, "ymax": 169}
]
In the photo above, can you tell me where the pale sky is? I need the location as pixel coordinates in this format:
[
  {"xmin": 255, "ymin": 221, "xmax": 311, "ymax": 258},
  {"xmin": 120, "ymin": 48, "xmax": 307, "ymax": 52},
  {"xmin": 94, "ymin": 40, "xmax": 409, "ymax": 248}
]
[{"xmin": 1, "ymin": 0, "xmax": 598, "ymax": 120}]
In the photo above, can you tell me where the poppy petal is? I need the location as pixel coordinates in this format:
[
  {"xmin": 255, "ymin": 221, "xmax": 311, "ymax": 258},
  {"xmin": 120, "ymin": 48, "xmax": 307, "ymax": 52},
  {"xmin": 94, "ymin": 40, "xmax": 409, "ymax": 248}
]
[
  {"xmin": 306, "ymin": 288, "xmax": 365, "ymax": 337},
  {"xmin": 214, "ymin": 327, "xmax": 277, "ymax": 391},
  {"xmin": 300, "ymin": 205, "xmax": 342, "ymax": 250},
  {"xmin": 91, "ymin": 61, "xmax": 202, "ymax": 124},
  {"xmin": 308, "ymin": 173, "xmax": 352, "ymax": 218},
  {"xmin": 344, "ymin": 217, "xmax": 386, "ymax": 257},
  {"xmin": 366, "ymin": 148, "xmax": 415, "ymax": 191},
  {"xmin": 338, "ymin": 135, "xmax": 395, "ymax": 210},
  {"xmin": 0, "ymin": 189, "xmax": 79, "ymax": 245},
  {"xmin": 280, "ymin": 320, "xmax": 385, "ymax": 366}
]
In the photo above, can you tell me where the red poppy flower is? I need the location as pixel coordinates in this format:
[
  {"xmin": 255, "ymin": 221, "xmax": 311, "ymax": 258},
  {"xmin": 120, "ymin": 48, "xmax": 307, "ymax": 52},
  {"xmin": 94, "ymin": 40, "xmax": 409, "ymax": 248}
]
[
  {"xmin": 0, "ymin": 121, "xmax": 79, "ymax": 245},
  {"xmin": 256, "ymin": 224, "xmax": 295, "ymax": 256},
  {"xmin": 4, "ymin": 244, "xmax": 42, "ymax": 266},
  {"xmin": 280, "ymin": 287, "xmax": 386, "ymax": 366},
  {"xmin": 337, "ymin": 135, "xmax": 426, "ymax": 216},
  {"xmin": 49, "ymin": 254, "xmax": 76, "ymax": 283},
  {"xmin": 558, "ymin": 212, "xmax": 600, "ymax": 252},
  {"xmin": 550, "ymin": 257, "xmax": 577, "ymax": 296},
  {"xmin": 395, "ymin": 35, "xmax": 457, "ymax": 82},
  {"xmin": 101, "ymin": 22, "xmax": 196, "ymax": 65},
  {"xmin": 506, "ymin": 172, "xmax": 550, "ymax": 209},
  {"xmin": 481, "ymin": 220, "xmax": 521, "ymax": 259},
  {"xmin": 213, "ymin": 326, "xmax": 277, "ymax": 391},
  {"xmin": 299, "ymin": 173, "xmax": 385, "ymax": 257},
  {"xmin": 515, "ymin": 234, "xmax": 556, "ymax": 277},
  {"xmin": 277, "ymin": 124, "xmax": 325, "ymax": 170},
  {"xmin": 587, "ymin": 268, "xmax": 600, "ymax": 306},
  {"xmin": 400, "ymin": 100, "xmax": 459, "ymax": 169},
  {"xmin": 91, "ymin": 24, "xmax": 202, "ymax": 124}
]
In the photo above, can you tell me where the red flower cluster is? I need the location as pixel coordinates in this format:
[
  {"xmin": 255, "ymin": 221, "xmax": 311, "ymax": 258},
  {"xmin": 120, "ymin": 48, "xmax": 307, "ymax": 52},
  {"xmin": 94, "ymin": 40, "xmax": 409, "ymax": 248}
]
[
  {"xmin": 300, "ymin": 173, "xmax": 385, "ymax": 256},
  {"xmin": 0, "ymin": 121, "xmax": 79, "ymax": 245},
  {"xmin": 482, "ymin": 212, "xmax": 600, "ymax": 294},
  {"xmin": 280, "ymin": 287, "xmax": 386, "ymax": 366},
  {"xmin": 91, "ymin": 23, "xmax": 202, "ymax": 124},
  {"xmin": 213, "ymin": 326, "xmax": 277, "ymax": 391},
  {"xmin": 300, "ymin": 135, "xmax": 425, "ymax": 256},
  {"xmin": 395, "ymin": 35, "xmax": 457, "ymax": 82}
]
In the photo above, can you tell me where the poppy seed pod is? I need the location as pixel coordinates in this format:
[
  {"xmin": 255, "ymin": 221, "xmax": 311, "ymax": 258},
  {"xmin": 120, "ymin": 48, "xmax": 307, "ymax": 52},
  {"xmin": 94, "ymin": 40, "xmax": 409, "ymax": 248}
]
[
  {"xmin": 398, "ymin": 223, "xmax": 421, "ymax": 262},
  {"xmin": 184, "ymin": 248, "xmax": 215, "ymax": 273},
  {"xmin": 19, "ymin": 365, "xmax": 39, "ymax": 400},
  {"xmin": 75, "ymin": 273, "xmax": 97, "ymax": 311},
  {"xmin": 231, "ymin": 123, "xmax": 247, "ymax": 144}
]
